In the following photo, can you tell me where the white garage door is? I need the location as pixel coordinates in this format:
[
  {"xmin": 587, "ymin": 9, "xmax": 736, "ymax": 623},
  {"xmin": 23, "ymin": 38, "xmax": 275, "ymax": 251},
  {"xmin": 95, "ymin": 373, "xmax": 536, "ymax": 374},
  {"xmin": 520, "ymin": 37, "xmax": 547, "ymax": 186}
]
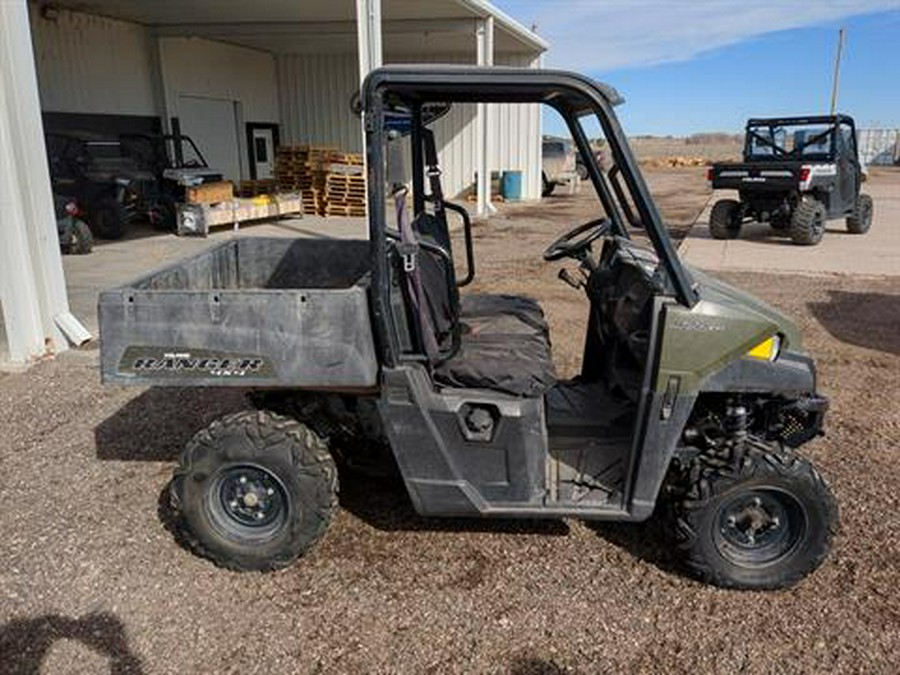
[{"xmin": 178, "ymin": 95, "xmax": 241, "ymax": 181}]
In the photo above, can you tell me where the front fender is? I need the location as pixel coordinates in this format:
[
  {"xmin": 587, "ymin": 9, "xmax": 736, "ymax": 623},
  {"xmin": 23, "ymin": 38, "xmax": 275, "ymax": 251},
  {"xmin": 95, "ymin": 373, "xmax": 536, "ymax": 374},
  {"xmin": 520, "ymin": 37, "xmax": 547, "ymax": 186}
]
[{"xmin": 700, "ymin": 350, "xmax": 817, "ymax": 396}]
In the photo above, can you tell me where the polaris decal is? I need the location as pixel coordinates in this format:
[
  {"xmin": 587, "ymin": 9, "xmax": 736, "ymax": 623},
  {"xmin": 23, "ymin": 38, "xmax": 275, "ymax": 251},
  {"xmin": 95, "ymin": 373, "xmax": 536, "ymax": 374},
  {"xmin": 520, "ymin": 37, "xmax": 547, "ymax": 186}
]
[{"xmin": 119, "ymin": 347, "xmax": 275, "ymax": 378}]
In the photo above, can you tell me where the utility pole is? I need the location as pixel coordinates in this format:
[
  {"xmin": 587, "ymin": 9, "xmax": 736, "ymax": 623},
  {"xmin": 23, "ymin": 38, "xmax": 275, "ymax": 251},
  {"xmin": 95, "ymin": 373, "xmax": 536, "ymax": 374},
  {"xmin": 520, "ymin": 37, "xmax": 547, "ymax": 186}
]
[{"xmin": 830, "ymin": 28, "xmax": 845, "ymax": 115}]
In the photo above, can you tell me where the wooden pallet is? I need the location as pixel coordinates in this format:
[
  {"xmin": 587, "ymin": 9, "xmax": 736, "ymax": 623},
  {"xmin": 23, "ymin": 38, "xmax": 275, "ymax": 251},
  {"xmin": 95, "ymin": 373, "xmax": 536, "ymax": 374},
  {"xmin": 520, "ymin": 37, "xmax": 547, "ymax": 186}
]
[{"xmin": 324, "ymin": 204, "xmax": 366, "ymax": 217}]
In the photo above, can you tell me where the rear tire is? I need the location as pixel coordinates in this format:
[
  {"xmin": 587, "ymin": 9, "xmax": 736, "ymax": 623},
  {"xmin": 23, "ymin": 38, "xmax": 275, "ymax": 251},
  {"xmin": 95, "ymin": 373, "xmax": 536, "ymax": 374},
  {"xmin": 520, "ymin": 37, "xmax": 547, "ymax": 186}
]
[
  {"xmin": 89, "ymin": 197, "xmax": 128, "ymax": 240},
  {"xmin": 668, "ymin": 438, "xmax": 837, "ymax": 590},
  {"xmin": 709, "ymin": 199, "xmax": 742, "ymax": 239},
  {"xmin": 790, "ymin": 197, "xmax": 826, "ymax": 246},
  {"xmin": 846, "ymin": 193, "xmax": 873, "ymax": 234},
  {"xmin": 170, "ymin": 410, "xmax": 338, "ymax": 571}
]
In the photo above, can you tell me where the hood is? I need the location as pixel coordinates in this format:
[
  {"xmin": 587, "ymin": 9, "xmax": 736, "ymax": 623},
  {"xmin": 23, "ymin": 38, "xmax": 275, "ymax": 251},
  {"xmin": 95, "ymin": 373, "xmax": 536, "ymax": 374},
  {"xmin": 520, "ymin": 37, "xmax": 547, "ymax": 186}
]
[{"xmin": 689, "ymin": 266, "xmax": 803, "ymax": 351}]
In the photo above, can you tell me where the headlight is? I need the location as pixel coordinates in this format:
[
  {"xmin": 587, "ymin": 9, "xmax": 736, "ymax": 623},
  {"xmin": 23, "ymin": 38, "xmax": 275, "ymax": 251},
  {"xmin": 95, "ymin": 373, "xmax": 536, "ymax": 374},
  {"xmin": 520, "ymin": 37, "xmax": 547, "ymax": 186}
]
[{"xmin": 747, "ymin": 335, "xmax": 781, "ymax": 361}]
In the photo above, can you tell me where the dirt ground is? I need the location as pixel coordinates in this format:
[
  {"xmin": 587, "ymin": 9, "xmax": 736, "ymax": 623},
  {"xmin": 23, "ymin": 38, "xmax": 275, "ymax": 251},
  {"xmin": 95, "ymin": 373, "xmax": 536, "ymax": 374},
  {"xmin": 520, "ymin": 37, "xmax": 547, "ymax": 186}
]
[{"xmin": 2, "ymin": 168, "xmax": 899, "ymax": 674}]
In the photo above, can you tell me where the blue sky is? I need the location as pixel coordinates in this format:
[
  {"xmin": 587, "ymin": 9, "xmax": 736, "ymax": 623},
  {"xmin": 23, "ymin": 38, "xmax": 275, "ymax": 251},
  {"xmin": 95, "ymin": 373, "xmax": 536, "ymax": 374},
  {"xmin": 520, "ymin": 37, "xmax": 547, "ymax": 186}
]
[{"xmin": 494, "ymin": 1, "xmax": 900, "ymax": 135}]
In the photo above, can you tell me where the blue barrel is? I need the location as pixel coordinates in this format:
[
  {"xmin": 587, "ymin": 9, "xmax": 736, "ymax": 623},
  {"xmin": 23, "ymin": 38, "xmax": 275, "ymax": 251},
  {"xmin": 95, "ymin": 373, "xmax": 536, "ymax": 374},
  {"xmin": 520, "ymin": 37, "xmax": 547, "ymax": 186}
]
[{"xmin": 501, "ymin": 170, "xmax": 523, "ymax": 201}]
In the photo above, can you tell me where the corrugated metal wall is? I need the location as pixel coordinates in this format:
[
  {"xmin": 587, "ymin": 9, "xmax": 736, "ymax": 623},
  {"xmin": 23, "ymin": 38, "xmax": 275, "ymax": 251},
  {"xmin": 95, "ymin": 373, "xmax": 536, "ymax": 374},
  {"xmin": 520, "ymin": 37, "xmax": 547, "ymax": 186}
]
[
  {"xmin": 29, "ymin": 5, "xmax": 157, "ymax": 116},
  {"xmin": 276, "ymin": 50, "xmax": 542, "ymax": 200},
  {"xmin": 858, "ymin": 129, "xmax": 899, "ymax": 166},
  {"xmin": 277, "ymin": 53, "xmax": 363, "ymax": 152}
]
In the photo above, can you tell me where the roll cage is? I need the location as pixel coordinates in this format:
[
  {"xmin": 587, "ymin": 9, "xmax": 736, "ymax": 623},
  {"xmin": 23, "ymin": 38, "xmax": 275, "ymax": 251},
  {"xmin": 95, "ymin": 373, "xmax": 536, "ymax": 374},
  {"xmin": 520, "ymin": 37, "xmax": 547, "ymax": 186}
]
[
  {"xmin": 743, "ymin": 114, "xmax": 857, "ymax": 162},
  {"xmin": 362, "ymin": 66, "xmax": 697, "ymax": 366}
]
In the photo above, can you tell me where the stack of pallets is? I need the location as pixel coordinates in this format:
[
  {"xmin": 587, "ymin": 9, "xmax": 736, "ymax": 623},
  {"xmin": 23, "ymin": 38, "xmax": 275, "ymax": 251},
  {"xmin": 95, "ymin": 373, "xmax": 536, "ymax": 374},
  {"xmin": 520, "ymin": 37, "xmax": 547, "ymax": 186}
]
[
  {"xmin": 323, "ymin": 152, "xmax": 366, "ymax": 217},
  {"xmin": 276, "ymin": 145, "xmax": 335, "ymax": 215}
]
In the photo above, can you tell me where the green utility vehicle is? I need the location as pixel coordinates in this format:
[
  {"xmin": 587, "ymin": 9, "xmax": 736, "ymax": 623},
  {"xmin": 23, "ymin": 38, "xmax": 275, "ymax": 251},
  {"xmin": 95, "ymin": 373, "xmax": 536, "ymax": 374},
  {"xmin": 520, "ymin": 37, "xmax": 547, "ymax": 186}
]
[{"xmin": 100, "ymin": 67, "xmax": 837, "ymax": 589}]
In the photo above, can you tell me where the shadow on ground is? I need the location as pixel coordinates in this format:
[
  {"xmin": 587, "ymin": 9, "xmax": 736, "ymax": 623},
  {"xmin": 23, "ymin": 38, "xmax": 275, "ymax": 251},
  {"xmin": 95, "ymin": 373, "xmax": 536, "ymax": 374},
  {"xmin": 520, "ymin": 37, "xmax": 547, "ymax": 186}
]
[
  {"xmin": 694, "ymin": 222, "xmax": 851, "ymax": 246},
  {"xmin": 508, "ymin": 654, "xmax": 572, "ymax": 674},
  {"xmin": 586, "ymin": 516, "xmax": 687, "ymax": 581},
  {"xmin": 94, "ymin": 387, "xmax": 248, "ymax": 461},
  {"xmin": 0, "ymin": 613, "xmax": 145, "ymax": 675},
  {"xmin": 809, "ymin": 290, "xmax": 900, "ymax": 356},
  {"xmin": 337, "ymin": 469, "xmax": 572, "ymax": 537}
]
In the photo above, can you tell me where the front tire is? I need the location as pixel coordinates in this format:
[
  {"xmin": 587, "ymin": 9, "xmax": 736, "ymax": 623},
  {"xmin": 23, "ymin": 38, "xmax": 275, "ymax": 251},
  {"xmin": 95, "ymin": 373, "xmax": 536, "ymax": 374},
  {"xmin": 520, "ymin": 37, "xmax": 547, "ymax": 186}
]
[
  {"xmin": 669, "ymin": 439, "xmax": 837, "ymax": 590},
  {"xmin": 170, "ymin": 410, "xmax": 338, "ymax": 571},
  {"xmin": 846, "ymin": 193, "xmax": 873, "ymax": 234},
  {"xmin": 790, "ymin": 197, "xmax": 826, "ymax": 246},
  {"xmin": 709, "ymin": 199, "xmax": 742, "ymax": 239}
]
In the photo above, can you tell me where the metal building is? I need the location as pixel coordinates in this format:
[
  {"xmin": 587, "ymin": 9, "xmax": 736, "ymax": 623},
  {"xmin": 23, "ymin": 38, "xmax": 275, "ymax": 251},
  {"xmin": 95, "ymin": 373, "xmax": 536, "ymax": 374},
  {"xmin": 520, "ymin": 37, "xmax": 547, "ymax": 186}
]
[{"xmin": 1, "ymin": 0, "xmax": 548, "ymax": 368}]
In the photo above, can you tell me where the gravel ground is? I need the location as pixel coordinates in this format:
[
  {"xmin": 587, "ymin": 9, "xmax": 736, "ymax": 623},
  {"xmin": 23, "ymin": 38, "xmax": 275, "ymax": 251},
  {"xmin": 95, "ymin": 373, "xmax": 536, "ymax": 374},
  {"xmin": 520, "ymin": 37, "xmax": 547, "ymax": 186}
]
[{"xmin": 2, "ymin": 169, "xmax": 899, "ymax": 674}]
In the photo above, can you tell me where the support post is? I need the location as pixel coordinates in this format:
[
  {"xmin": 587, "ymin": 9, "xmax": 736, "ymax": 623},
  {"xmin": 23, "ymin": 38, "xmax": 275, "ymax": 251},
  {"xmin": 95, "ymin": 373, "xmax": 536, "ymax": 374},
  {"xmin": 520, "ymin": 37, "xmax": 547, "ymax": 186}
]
[
  {"xmin": 355, "ymin": 0, "xmax": 382, "ymax": 196},
  {"xmin": 829, "ymin": 27, "xmax": 845, "ymax": 115},
  {"xmin": 476, "ymin": 16, "xmax": 495, "ymax": 218},
  {"xmin": 356, "ymin": 0, "xmax": 383, "ymax": 84},
  {"xmin": 0, "ymin": 1, "xmax": 89, "ymax": 365}
]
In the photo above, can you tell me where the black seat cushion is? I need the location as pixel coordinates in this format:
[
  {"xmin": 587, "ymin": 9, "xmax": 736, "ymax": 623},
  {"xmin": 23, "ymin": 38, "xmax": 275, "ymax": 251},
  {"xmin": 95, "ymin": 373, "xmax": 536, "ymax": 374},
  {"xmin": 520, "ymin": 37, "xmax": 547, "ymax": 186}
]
[
  {"xmin": 460, "ymin": 294, "xmax": 548, "ymax": 335},
  {"xmin": 434, "ymin": 311, "xmax": 557, "ymax": 397}
]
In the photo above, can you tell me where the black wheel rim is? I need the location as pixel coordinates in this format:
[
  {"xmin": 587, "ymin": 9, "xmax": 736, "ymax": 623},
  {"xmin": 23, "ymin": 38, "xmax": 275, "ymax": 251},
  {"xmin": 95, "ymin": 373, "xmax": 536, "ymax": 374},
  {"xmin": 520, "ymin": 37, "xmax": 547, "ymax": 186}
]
[
  {"xmin": 713, "ymin": 488, "xmax": 807, "ymax": 568},
  {"xmin": 205, "ymin": 464, "xmax": 289, "ymax": 542}
]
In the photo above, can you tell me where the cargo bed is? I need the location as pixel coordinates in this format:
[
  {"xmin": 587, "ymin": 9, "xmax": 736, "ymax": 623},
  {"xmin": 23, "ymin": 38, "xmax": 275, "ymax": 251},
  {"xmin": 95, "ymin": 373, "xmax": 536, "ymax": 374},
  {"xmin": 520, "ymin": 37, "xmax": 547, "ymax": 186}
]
[
  {"xmin": 710, "ymin": 161, "xmax": 803, "ymax": 192},
  {"xmin": 99, "ymin": 237, "xmax": 378, "ymax": 389}
]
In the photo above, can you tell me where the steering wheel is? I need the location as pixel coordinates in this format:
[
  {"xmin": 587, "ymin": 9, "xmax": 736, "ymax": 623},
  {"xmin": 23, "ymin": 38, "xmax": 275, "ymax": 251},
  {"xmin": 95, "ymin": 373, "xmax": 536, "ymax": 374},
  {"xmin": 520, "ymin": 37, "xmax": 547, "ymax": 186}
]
[{"xmin": 543, "ymin": 217, "xmax": 611, "ymax": 261}]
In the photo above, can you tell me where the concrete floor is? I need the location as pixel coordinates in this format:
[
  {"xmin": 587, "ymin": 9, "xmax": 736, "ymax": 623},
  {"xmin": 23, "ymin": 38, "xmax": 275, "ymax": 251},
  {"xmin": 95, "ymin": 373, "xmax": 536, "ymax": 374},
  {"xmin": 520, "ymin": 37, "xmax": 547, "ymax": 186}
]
[
  {"xmin": 0, "ymin": 214, "xmax": 367, "ymax": 366},
  {"xmin": 680, "ymin": 167, "xmax": 900, "ymax": 277}
]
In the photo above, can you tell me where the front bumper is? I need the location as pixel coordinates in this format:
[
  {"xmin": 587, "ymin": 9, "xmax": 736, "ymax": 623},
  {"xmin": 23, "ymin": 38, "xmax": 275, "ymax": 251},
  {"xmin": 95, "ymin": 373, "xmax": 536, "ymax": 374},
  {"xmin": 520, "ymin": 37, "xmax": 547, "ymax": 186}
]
[{"xmin": 779, "ymin": 393, "xmax": 829, "ymax": 447}]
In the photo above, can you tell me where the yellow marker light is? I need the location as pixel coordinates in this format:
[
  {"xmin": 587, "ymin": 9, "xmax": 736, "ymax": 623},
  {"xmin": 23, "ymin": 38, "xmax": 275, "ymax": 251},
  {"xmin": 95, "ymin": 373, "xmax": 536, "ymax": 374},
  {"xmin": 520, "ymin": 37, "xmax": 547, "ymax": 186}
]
[{"xmin": 747, "ymin": 335, "xmax": 781, "ymax": 361}]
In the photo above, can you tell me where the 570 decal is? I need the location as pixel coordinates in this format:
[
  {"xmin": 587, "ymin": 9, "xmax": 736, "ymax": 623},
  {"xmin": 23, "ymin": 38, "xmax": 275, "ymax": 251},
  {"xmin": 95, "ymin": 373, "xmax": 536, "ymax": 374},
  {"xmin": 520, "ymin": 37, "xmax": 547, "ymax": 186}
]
[{"xmin": 120, "ymin": 347, "xmax": 274, "ymax": 378}]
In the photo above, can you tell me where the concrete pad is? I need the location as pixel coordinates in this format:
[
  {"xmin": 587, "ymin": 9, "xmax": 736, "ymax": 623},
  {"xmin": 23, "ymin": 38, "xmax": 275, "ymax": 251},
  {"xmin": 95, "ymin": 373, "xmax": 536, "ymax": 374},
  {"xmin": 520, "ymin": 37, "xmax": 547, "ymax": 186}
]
[
  {"xmin": 0, "ymin": 214, "xmax": 366, "ymax": 364},
  {"xmin": 680, "ymin": 168, "xmax": 900, "ymax": 277}
]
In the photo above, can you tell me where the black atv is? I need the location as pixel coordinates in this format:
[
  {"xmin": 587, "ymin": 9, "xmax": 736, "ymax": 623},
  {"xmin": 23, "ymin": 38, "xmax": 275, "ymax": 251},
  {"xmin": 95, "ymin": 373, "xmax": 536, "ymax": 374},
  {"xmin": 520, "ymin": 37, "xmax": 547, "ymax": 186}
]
[{"xmin": 708, "ymin": 115, "xmax": 872, "ymax": 245}]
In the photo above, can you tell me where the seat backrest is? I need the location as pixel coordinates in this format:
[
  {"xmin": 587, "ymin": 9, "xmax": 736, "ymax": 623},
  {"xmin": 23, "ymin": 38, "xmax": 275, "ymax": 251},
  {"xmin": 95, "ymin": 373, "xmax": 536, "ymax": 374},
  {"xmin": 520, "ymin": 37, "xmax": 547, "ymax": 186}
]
[{"xmin": 412, "ymin": 213, "xmax": 460, "ymax": 358}]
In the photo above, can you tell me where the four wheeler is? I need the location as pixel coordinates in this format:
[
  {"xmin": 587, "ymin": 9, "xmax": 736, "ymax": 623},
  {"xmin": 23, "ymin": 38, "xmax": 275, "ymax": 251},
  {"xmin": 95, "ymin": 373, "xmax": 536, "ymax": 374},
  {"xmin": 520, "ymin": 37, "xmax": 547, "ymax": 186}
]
[
  {"xmin": 53, "ymin": 194, "xmax": 93, "ymax": 255},
  {"xmin": 708, "ymin": 115, "xmax": 872, "ymax": 245},
  {"xmin": 100, "ymin": 67, "xmax": 838, "ymax": 590}
]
